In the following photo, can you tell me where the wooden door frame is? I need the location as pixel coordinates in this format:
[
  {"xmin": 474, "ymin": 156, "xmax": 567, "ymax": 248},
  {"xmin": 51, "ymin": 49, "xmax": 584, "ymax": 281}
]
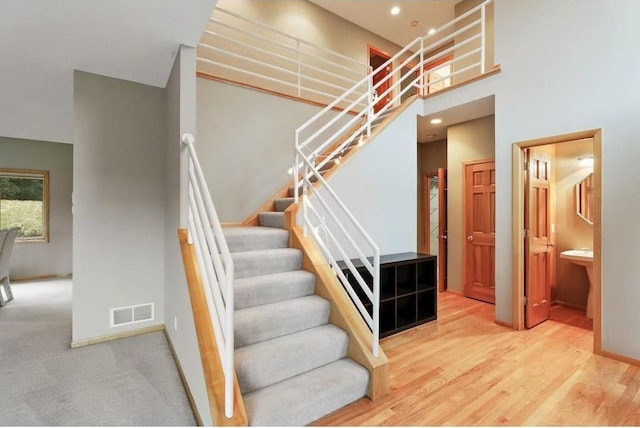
[
  {"xmin": 422, "ymin": 172, "xmax": 438, "ymax": 254},
  {"xmin": 462, "ymin": 158, "xmax": 495, "ymax": 302},
  {"xmin": 368, "ymin": 45, "xmax": 393, "ymax": 110},
  {"xmin": 512, "ymin": 129, "xmax": 602, "ymax": 355}
]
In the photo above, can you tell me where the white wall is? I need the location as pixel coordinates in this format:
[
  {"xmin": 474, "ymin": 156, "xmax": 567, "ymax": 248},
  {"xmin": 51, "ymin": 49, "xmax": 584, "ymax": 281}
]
[
  {"xmin": 493, "ymin": 0, "xmax": 640, "ymax": 357},
  {"xmin": 0, "ymin": 137, "xmax": 73, "ymax": 278},
  {"xmin": 164, "ymin": 47, "xmax": 212, "ymax": 425},
  {"xmin": 73, "ymin": 71, "xmax": 166, "ymax": 342},
  {"xmin": 197, "ymin": 77, "xmax": 349, "ymax": 222},
  {"xmin": 307, "ymin": 101, "xmax": 422, "ymax": 259}
]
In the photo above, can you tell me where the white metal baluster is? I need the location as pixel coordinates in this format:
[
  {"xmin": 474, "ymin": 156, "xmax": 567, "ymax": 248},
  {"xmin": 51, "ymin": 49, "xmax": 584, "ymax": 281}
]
[
  {"xmin": 296, "ymin": 39, "xmax": 301, "ymax": 97},
  {"xmin": 480, "ymin": 4, "xmax": 486, "ymax": 74},
  {"xmin": 372, "ymin": 249, "xmax": 380, "ymax": 358},
  {"xmin": 366, "ymin": 66, "xmax": 373, "ymax": 137}
]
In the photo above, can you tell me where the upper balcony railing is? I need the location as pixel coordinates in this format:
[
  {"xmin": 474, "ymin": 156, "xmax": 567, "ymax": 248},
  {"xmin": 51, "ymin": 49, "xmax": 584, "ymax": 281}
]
[{"xmin": 197, "ymin": 6, "xmax": 370, "ymax": 110}]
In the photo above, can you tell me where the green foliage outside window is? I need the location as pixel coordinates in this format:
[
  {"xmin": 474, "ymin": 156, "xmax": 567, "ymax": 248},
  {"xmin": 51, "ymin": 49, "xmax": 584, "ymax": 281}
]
[{"xmin": 0, "ymin": 172, "xmax": 48, "ymax": 240}]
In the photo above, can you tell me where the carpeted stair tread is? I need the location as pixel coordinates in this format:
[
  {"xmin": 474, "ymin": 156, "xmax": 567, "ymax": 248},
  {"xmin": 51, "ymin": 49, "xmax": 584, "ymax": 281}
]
[
  {"xmin": 231, "ymin": 248, "xmax": 302, "ymax": 279},
  {"xmin": 234, "ymin": 295, "xmax": 330, "ymax": 348},
  {"xmin": 258, "ymin": 212, "xmax": 285, "ymax": 229},
  {"xmin": 274, "ymin": 197, "xmax": 295, "ymax": 212},
  {"xmin": 234, "ymin": 270, "xmax": 316, "ymax": 309},
  {"xmin": 223, "ymin": 226, "xmax": 289, "ymax": 253},
  {"xmin": 243, "ymin": 358, "xmax": 370, "ymax": 426},
  {"xmin": 235, "ymin": 324, "xmax": 349, "ymax": 394}
]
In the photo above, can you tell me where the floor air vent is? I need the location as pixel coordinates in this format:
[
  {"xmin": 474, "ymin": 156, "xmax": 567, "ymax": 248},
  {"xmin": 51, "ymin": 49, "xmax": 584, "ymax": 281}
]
[{"xmin": 110, "ymin": 303, "xmax": 155, "ymax": 327}]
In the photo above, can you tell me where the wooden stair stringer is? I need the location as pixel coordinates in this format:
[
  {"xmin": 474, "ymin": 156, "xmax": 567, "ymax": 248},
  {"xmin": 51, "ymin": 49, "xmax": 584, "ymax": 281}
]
[
  {"xmin": 285, "ymin": 205, "xmax": 390, "ymax": 400},
  {"xmin": 177, "ymin": 229, "xmax": 248, "ymax": 426}
]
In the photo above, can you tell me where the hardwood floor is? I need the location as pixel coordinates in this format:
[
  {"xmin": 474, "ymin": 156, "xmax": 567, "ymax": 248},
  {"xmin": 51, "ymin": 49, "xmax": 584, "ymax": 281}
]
[{"xmin": 314, "ymin": 292, "xmax": 640, "ymax": 426}]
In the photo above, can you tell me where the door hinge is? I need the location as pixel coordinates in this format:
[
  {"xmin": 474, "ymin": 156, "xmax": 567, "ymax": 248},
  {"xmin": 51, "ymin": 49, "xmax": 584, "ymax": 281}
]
[
  {"xmin": 524, "ymin": 161, "xmax": 528, "ymax": 170},
  {"xmin": 524, "ymin": 229, "xmax": 530, "ymax": 238},
  {"xmin": 523, "ymin": 296, "xmax": 528, "ymax": 305}
]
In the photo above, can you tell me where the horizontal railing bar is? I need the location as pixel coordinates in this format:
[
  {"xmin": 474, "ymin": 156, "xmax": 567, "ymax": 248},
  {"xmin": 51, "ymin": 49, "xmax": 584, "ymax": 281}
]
[
  {"xmin": 204, "ymin": 22, "xmax": 297, "ymax": 56},
  {"xmin": 305, "ymin": 205, "xmax": 374, "ymax": 327},
  {"xmin": 202, "ymin": 30, "xmax": 298, "ymax": 67},
  {"xmin": 423, "ymin": 32, "xmax": 481, "ymax": 67},
  {"xmin": 423, "ymin": 0, "xmax": 489, "ymax": 41},
  {"xmin": 189, "ymin": 188, "xmax": 228, "ymax": 332},
  {"xmin": 298, "ymin": 150, "xmax": 379, "ymax": 250},
  {"xmin": 199, "ymin": 44, "xmax": 298, "ymax": 78},
  {"xmin": 422, "ymin": 18, "xmax": 481, "ymax": 53},
  {"xmin": 198, "ymin": 57, "xmax": 299, "ymax": 89},
  {"xmin": 188, "ymin": 211, "xmax": 227, "ymax": 361},
  {"xmin": 303, "ymin": 176, "xmax": 375, "ymax": 275},
  {"xmin": 300, "ymin": 62, "xmax": 362, "ymax": 86},
  {"xmin": 214, "ymin": 6, "xmax": 367, "ymax": 68}
]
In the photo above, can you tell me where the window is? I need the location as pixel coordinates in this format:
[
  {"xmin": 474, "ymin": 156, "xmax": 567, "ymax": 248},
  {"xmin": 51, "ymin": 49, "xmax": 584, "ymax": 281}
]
[{"xmin": 0, "ymin": 169, "xmax": 49, "ymax": 242}]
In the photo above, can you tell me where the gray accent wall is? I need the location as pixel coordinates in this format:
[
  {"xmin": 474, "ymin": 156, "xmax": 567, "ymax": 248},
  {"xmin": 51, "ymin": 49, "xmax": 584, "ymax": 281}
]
[
  {"xmin": 73, "ymin": 71, "xmax": 166, "ymax": 342},
  {"xmin": 0, "ymin": 137, "xmax": 73, "ymax": 278},
  {"xmin": 164, "ymin": 47, "xmax": 212, "ymax": 425}
]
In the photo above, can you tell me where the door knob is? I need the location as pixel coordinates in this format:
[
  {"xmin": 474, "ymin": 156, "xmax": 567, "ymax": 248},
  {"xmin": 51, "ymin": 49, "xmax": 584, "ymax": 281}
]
[
  {"xmin": 467, "ymin": 235, "xmax": 474, "ymax": 241},
  {"xmin": 546, "ymin": 242, "xmax": 556, "ymax": 248},
  {"xmin": 439, "ymin": 235, "xmax": 447, "ymax": 240}
]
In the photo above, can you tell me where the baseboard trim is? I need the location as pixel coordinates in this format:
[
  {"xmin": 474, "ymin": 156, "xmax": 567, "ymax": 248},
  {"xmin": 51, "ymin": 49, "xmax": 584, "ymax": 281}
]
[
  {"xmin": 602, "ymin": 350, "xmax": 640, "ymax": 367},
  {"xmin": 494, "ymin": 319, "xmax": 513, "ymax": 329},
  {"xmin": 70, "ymin": 324, "xmax": 164, "ymax": 349},
  {"xmin": 444, "ymin": 289, "xmax": 464, "ymax": 297},
  {"xmin": 552, "ymin": 300, "xmax": 587, "ymax": 312},
  {"xmin": 163, "ymin": 328, "xmax": 203, "ymax": 426},
  {"xmin": 12, "ymin": 273, "xmax": 72, "ymax": 282}
]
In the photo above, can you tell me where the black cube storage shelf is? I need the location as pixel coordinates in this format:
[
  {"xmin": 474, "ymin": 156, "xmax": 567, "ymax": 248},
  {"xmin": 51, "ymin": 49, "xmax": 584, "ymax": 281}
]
[{"xmin": 337, "ymin": 252, "xmax": 437, "ymax": 338}]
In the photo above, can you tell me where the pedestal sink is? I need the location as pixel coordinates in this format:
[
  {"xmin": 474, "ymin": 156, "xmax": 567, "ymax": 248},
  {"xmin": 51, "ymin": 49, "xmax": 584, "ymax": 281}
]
[{"xmin": 559, "ymin": 250, "xmax": 594, "ymax": 319}]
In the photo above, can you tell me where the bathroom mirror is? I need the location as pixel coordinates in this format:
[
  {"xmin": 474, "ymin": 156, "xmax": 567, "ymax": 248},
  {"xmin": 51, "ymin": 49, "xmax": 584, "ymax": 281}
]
[{"xmin": 576, "ymin": 172, "xmax": 594, "ymax": 224}]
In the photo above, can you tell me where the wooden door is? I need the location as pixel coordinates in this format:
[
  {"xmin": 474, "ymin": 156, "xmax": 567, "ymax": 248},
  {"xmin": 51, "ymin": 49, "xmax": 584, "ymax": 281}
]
[
  {"xmin": 524, "ymin": 149, "xmax": 552, "ymax": 328},
  {"xmin": 438, "ymin": 168, "xmax": 447, "ymax": 292},
  {"xmin": 464, "ymin": 161, "xmax": 496, "ymax": 303},
  {"xmin": 369, "ymin": 47, "xmax": 391, "ymax": 113}
]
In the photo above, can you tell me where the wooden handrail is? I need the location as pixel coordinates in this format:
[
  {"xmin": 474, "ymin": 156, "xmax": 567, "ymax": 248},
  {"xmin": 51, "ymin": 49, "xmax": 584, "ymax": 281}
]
[{"xmin": 178, "ymin": 229, "xmax": 247, "ymax": 426}]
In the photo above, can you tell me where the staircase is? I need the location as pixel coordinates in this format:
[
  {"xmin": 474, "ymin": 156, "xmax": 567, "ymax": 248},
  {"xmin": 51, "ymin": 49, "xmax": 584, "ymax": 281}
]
[{"xmin": 223, "ymin": 200, "xmax": 370, "ymax": 426}]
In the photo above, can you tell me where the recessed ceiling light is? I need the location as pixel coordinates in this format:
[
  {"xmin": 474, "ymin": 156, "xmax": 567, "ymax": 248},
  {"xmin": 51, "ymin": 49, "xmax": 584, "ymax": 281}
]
[
  {"xmin": 391, "ymin": 6, "xmax": 400, "ymax": 15},
  {"xmin": 430, "ymin": 118, "xmax": 442, "ymax": 124},
  {"xmin": 428, "ymin": 28, "xmax": 436, "ymax": 35}
]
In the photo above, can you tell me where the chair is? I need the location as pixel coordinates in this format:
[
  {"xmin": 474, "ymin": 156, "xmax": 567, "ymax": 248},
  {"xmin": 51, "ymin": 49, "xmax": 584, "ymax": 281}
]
[{"xmin": 0, "ymin": 227, "xmax": 20, "ymax": 306}]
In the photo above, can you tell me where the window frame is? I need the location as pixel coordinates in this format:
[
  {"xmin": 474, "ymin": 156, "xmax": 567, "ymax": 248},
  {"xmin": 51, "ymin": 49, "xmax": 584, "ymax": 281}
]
[{"xmin": 0, "ymin": 168, "xmax": 50, "ymax": 243}]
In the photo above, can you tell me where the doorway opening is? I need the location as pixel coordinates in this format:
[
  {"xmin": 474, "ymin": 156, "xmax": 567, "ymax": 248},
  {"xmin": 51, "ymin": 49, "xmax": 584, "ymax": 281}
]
[
  {"xmin": 512, "ymin": 129, "xmax": 602, "ymax": 354},
  {"xmin": 368, "ymin": 45, "xmax": 392, "ymax": 113},
  {"xmin": 422, "ymin": 169, "xmax": 447, "ymax": 292}
]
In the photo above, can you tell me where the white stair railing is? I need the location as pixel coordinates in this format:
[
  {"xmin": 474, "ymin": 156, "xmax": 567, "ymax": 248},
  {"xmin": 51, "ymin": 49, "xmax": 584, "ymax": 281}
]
[
  {"xmin": 181, "ymin": 133, "xmax": 235, "ymax": 418},
  {"xmin": 294, "ymin": 0, "xmax": 493, "ymax": 359},
  {"xmin": 198, "ymin": 6, "xmax": 370, "ymax": 109}
]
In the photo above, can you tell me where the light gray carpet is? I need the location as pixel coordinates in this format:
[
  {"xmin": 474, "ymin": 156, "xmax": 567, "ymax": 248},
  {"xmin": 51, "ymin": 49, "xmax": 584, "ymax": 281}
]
[{"xmin": 0, "ymin": 278, "xmax": 196, "ymax": 426}]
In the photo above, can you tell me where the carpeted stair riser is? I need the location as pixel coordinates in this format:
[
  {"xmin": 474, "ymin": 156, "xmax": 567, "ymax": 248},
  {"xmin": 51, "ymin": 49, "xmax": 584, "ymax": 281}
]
[
  {"xmin": 234, "ymin": 270, "xmax": 316, "ymax": 310},
  {"xmin": 235, "ymin": 324, "xmax": 349, "ymax": 394},
  {"xmin": 231, "ymin": 248, "xmax": 302, "ymax": 279},
  {"xmin": 243, "ymin": 358, "xmax": 370, "ymax": 427},
  {"xmin": 234, "ymin": 296, "xmax": 330, "ymax": 348},
  {"xmin": 258, "ymin": 212, "xmax": 285, "ymax": 228},
  {"xmin": 223, "ymin": 226, "xmax": 289, "ymax": 252},
  {"xmin": 274, "ymin": 197, "xmax": 295, "ymax": 212}
]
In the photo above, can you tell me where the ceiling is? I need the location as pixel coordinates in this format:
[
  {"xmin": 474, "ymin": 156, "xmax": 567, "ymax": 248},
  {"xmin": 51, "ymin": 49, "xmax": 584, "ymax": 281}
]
[
  {"xmin": 417, "ymin": 96, "xmax": 494, "ymax": 143},
  {"xmin": 0, "ymin": 0, "xmax": 215, "ymax": 143},
  {"xmin": 308, "ymin": 0, "xmax": 458, "ymax": 47}
]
